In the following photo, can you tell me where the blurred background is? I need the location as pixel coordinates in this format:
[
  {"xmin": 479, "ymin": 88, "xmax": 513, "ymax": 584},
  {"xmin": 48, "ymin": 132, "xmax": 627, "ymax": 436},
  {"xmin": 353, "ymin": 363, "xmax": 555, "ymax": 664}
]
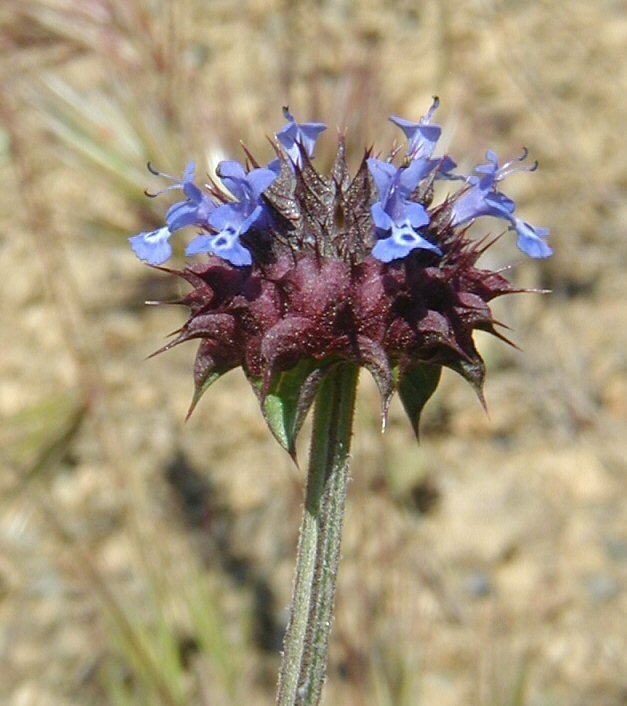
[{"xmin": 1, "ymin": 1, "xmax": 626, "ymax": 705}]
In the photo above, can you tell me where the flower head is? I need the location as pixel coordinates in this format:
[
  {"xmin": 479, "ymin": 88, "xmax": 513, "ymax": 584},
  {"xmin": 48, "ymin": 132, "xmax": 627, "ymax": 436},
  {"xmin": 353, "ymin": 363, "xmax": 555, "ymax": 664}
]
[{"xmin": 130, "ymin": 104, "xmax": 551, "ymax": 449}]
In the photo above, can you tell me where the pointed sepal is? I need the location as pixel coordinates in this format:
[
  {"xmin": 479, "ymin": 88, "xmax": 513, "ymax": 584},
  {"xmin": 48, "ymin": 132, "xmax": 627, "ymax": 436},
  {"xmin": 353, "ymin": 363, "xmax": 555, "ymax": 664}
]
[
  {"xmin": 357, "ymin": 336, "xmax": 395, "ymax": 432},
  {"xmin": 186, "ymin": 370, "xmax": 225, "ymax": 420},
  {"xmin": 186, "ymin": 339, "xmax": 236, "ymax": 419},
  {"xmin": 443, "ymin": 354, "xmax": 487, "ymax": 410}
]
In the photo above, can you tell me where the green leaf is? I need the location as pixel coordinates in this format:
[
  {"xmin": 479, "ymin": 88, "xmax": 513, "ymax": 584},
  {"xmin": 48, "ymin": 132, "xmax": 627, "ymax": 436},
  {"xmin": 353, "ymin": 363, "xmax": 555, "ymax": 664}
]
[
  {"xmin": 397, "ymin": 362, "xmax": 442, "ymax": 440},
  {"xmin": 251, "ymin": 360, "xmax": 331, "ymax": 460}
]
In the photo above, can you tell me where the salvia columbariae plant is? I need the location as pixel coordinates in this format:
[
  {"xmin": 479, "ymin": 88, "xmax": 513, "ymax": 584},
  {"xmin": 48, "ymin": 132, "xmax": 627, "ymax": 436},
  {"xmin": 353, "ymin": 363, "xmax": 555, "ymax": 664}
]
[{"xmin": 130, "ymin": 100, "xmax": 551, "ymax": 706}]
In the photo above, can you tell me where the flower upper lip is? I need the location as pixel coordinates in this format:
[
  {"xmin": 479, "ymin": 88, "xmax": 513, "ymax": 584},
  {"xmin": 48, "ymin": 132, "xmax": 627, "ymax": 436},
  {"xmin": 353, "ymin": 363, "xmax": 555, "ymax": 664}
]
[
  {"xmin": 275, "ymin": 107, "xmax": 327, "ymax": 168},
  {"xmin": 389, "ymin": 95, "xmax": 442, "ymax": 161}
]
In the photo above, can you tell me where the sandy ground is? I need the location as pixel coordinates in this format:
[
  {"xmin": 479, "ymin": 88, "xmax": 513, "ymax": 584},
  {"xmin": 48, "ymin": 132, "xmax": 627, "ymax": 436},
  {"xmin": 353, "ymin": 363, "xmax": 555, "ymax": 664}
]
[{"xmin": 1, "ymin": 1, "xmax": 626, "ymax": 705}]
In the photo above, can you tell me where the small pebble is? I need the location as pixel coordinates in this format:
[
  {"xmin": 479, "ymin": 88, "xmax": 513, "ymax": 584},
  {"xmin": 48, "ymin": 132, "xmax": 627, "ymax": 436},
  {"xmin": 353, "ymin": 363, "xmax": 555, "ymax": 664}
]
[
  {"xmin": 585, "ymin": 574, "xmax": 620, "ymax": 603},
  {"xmin": 464, "ymin": 571, "xmax": 493, "ymax": 599}
]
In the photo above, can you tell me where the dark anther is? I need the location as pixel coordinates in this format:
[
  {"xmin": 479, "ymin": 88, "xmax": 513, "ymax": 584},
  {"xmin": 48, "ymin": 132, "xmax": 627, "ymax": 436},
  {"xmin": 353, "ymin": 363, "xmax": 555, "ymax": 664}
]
[{"xmin": 147, "ymin": 161, "xmax": 160, "ymax": 176}]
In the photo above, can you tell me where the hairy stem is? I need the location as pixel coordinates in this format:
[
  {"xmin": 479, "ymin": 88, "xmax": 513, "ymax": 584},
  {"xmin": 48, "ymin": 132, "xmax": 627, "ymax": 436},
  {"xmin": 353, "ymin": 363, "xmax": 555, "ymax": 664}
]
[{"xmin": 276, "ymin": 363, "xmax": 359, "ymax": 706}]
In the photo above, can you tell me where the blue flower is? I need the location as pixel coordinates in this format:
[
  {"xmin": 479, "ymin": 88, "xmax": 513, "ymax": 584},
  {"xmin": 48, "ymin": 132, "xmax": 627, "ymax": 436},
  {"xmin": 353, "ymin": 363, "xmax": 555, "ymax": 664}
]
[
  {"xmin": 186, "ymin": 160, "xmax": 277, "ymax": 266},
  {"xmin": 451, "ymin": 149, "xmax": 551, "ymax": 258},
  {"xmin": 129, "ymin": 226, "xmax": 173, "ymax": 265},
  {"xmin": 389, "ymin": 98, "xmax": 458, "ymax": 181},
  {"xmin": 276, "ymin": 107, "xmax": 327, "ymax": 167},
  {"xmin": 129, "ymin": 162, "xmax": 218, "ymax": 265},
  {"xmin": 367, "ymin": 157, "xmax": 441, "ymax": 263},
  {"xmin": 451, "ymin": 150, "xmax": 525, "ymax": 226}
]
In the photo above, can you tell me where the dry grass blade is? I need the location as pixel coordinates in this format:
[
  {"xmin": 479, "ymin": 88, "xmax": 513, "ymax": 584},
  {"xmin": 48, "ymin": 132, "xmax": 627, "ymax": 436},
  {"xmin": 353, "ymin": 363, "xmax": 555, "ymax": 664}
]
[
  {"xmin": 1, "ymin": 391, "xmax": 87, "ymax": 496},
  {"xmin": 11, "ymin": 0, "xmax": 100, "ymax": 49},
  {"xmin": 31, "ymin": 75, "xmax": 161, "ymax": 199}
]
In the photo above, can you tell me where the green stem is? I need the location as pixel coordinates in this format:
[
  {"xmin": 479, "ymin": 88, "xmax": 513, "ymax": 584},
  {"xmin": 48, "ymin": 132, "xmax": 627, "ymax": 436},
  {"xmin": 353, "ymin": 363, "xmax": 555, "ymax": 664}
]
[{"xmin": 276, "ymin": 363, "xmax": 359, "ymax": 706}]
